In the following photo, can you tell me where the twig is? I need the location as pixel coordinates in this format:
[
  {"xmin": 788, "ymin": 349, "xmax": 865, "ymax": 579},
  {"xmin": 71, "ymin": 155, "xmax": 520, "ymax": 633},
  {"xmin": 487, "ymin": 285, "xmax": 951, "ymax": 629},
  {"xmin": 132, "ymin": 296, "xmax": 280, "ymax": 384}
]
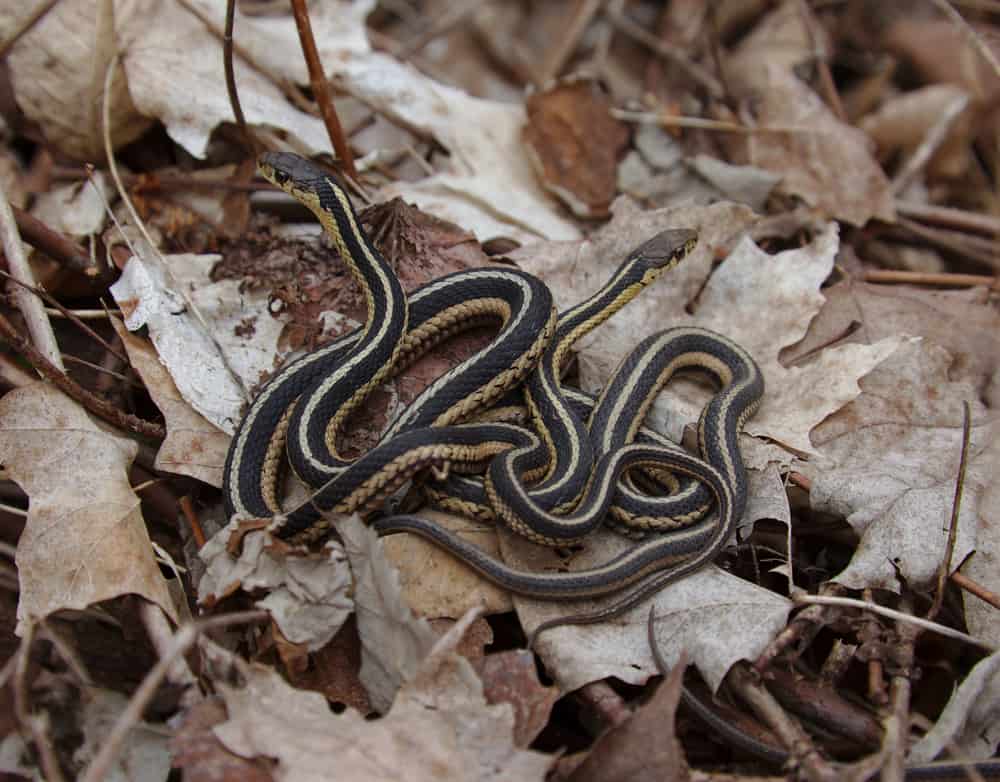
[
  {"xmin": 928, "ymin": 401, "xmax": 973, "ymax": 620},
  {"xmin": 0, "ymin": 175, "xmax": 64, "ymax": 369},
  {"xmin": 795, "ymin": 0, "xmax": 845, "ymax": 122},
  {"xmin": 0, "ymin": 270, "xmax": 128, "ymax": 363},
  {"xmin": 603, "ymin": 3, "xmax": 724, "ymax": 97},
  {"xmin": 896, "ymin": 199, "xmax": 1000, "ymax": 235},
  {"xmin": 10, "ymin": 205, "xmax": 97, "ymax": 276},
  {"xmin": 536, "ymin": 0, "xmax": 603, "ymax": 85},
  {"xmin": 882, "ymin": 596, "xmax": 919, "ymax": 782},
  {"xmin": 288, "ymin": 0, "xmax": 357, "ymax": 179},
  {"xmin": 397, "ymin": 0, "xmax": 490, "ymax": 60},
  {"xmin": 889, "ymin": 92, "xmax": 969, "ymax": 196},
  {"xmin": 611, "ymin": 107, "xmax": 821, "ymax": 135},
  {"xmin": 728, "ymin": 663, "xmax": 837, "ymax": 782},
  {"xmin": 78, "ymin": 611, "xmax": 269, "ymax": 782},
  {"xmin": 13, "ymin": 624, "xmax": 67, "ymax": 782},
  {"xmin": 223, "ymin": 0, "xmax": 256, "ymax": 154},
  {"xmin": 896, "ymin": 216, "xmax": 1000, "ymax": 271},
  {"xmin": 0, "ymin": 309, "xmax": 166, "ymax": 439},
  {"xmin": 950, "ymin": 571, "xmax": 1000, "ymax": 609},
  {"xmin": 791, "ymin": 593, "xmax": 996, "ymax": 651},
  {"xmin": 179, "ymin": 495, "xmax": 207, "ymax": 548},
  {"xmin": 929, "ymin": 0, "xmax": 1000, "ymax": 78},
  {"xmin": 0, "ymin": 0, "xmax": 62, "ymax": 58},
  {"xmin": 863, "ymin": 269, "xmax": 998, "ymax": 289}
]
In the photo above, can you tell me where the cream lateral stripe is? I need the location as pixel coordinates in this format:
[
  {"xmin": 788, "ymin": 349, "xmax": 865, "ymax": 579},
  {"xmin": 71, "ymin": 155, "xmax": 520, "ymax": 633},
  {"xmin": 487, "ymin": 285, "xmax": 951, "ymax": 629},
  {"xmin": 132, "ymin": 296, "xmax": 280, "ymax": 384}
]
[
  {"xmin": 294, "ymin": 180, "xmax": 405, "ymax": 469},
  {"xmin": 297, "ymin": 271, "xmax": 537, "ymax": 480}
]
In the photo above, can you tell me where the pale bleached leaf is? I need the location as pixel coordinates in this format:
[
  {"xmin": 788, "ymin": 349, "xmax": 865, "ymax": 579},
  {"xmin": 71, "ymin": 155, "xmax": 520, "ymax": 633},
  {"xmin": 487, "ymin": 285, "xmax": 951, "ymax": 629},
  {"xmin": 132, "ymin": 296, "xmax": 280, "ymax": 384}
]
[
  {"xmin": 909, "ymin": 650, "xmax": 1000, "ymax": 763},
  {"xmin": 806, "ymin": 340, "xmax": 998, "ymax": 596},
  {"xmin": 0, "ymin": 383, "xmax": 177, "ymax": 633},
  {"xmin": 111, "ymin": 318, "xmax": 229, "ymax": 487},
  {"xmin": 198, "ymin": 524, "xmax": 353, "ymax": 653},
  {"xmin": 336, "ymin": 514, "xmax": 437, "ymax": 713},
  {"xmin": 213, "ymin": 614, "xmax": 551, "ymax": 781}
]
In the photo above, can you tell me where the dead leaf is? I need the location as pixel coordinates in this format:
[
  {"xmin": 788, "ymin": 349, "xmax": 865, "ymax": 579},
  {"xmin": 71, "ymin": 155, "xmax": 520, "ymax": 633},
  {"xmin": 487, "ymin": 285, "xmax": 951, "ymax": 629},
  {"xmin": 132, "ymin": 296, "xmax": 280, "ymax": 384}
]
[
  {"xmin": 171, "ymin": 696, "xmax": 275, "ymax": 781},
  {"xmin": 111, "ymin": 318, "xmax": 229, "ymax": 487},
  {"xmin": 783, "ymin": 279, "xmax": 1000, "ymax": 408},
  {"xmin": 0, "ymin": 382, "xmax": 178, "ymax": 634},
  {"xmin": 381, "ymin": 509, "xmax": 512, "ymax": 619},
  {"xmin": 724, "ymin": 1, "xmax": 894, "ymax": 226},
  {"xmin": 522, "ymin": 80, "xmax": 630, "ymax": 218},
  {"xmin": 909, "ymin": 649, "xmax": 1000, "ymax": 763},
  {"xmin": 1, "ymin": 0, "xmax": 154, "ymax": 160},
  {"xmin": 859, "ymin": 85, "xmax": 973, "ymax": 180},
  {"xmin": 198, "ymin": 524, "xmax": 353, "ymax": 652},
  {"xmin": 74, "ymin": 689, "xmax": 172, "ymax": 780},
  {"xmin": 806, "ymin": 340, "xmax": 998, "ymax": 597},
  {"xmin": 523, "ymin": 565, "xmax": 790, "ymax": 694},
  {"xmin": 213, "ymin": 613, "xmax": 552, "ymax": 781},
  {"xmin": 883, "ymin": 19, "xmax": 1000, "ymax": 101},
  {"xmin": 475, "ymin": 650, "xmax": 559, "ymax": 748},
  {"xmin": 566, "ymin": 650, "xmax": 689, "ymax": 782},
  {"xmin": 335, "ymin": 514, "xmax": 439, "ymax": 713}
]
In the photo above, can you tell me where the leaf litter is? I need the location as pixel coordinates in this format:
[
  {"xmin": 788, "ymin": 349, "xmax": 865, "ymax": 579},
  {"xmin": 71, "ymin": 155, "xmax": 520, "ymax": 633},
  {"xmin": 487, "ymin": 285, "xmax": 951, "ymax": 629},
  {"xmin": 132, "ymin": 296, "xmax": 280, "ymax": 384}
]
[{"xmin": 1, "ymin": 0, "xmax": 999, "ymax": 779}]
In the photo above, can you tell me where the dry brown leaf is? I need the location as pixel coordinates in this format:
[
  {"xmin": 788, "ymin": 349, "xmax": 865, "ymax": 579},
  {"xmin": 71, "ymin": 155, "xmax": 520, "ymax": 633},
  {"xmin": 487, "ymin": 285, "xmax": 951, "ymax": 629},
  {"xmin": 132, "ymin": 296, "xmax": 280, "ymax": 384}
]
[
  {"xmin": 335, "ymin": 514, "xmax": 439, "ymax": 713},
  {"xmin": 566, "ymin": 650, "xmax": 688, "ymax": 782},
  {"xmin": 287, "ymin": 616, "xmax": 372, "ymax": 715},
  {"xmin": 111, "ymin": 318, "xmax": 229, "ymax": 487},
  {"xmin": 807, "ymin": 340, "xmax": 999, "ymax": 604},
  {"xmin": 0, "ymin": 382, "xmax": 177, "ymax": 633},
  {"xmin": 213, "ymin": 613, "xmax": 552, "ymax": 781},
  {"xmin": 382, "ymin": 510, "xmax": 512, "ymax": 619},
  {"xmin": 883, "ymin": 18, "xmax": 1000, "ymax": 101},
  {"xmin": 198, "ymin": 525, "xmax": 353, "ymax": 652},
  {"xmin": 724, "ymin": 1, "xmax": 894, "ymax": 226},
  {"xmin": 475, "ymin": 650, "xmax": 559, "ymax": 748},
  {"xmin": 859, "ymin": 85, "xmax": 973, "ymax": 179},
  {"xmin": 522, "ymin": 80, "xmax": 630, "ymax": 218},
  {"xmin": 784, "ymin": 279, "xmax": 1000, "ymax": 407},
  {"xmin": 171, "ymin": 697, "xmax": 275, "ymax": 782},
  {"xmin": 1, "ymin": 0, "xmax": 154, "ymax": 160}
]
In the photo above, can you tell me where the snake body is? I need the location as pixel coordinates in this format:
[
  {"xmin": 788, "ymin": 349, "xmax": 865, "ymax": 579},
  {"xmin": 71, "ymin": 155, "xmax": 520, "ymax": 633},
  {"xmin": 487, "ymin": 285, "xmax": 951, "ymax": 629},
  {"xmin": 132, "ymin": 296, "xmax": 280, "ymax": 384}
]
[{"xmin": 222, "ymin": 151, "xmax": 763, "ymax": 626}]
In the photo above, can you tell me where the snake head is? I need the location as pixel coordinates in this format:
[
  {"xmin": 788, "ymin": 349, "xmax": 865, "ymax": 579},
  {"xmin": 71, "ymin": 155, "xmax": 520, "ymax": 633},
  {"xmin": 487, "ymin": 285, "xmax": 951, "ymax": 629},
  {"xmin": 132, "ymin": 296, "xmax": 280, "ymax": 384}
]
[
  {"xmin": 258, "ymin": 151, "xmax": 339, "ymax": 198},
  {"xmin": 631, "ymin": 228, "xmax": 698, "ymax": 271}
]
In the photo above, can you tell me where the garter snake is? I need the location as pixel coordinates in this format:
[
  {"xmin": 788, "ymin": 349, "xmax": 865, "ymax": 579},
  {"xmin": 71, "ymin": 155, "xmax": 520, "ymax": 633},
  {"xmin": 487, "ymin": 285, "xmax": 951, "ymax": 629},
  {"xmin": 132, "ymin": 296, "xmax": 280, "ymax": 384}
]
[
  {"xmin": 467, "ymin": 229, "xmax": 700, "ymax": 545},
  {"xmin": 374, "ymin": 326, "xmax": 763, "ymax": 634},
  {"xmin": 224, "ymin": 151, "xmax": 762, "ymax": 623},
  {"xmin": 223, "ymin": 153, "xmax": 556, "ymax": 535}
]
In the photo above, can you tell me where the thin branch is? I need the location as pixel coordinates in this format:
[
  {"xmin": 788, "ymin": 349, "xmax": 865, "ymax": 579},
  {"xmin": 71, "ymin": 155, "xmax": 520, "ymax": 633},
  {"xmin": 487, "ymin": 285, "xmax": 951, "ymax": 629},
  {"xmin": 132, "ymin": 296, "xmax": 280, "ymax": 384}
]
[
  {"xmin": 890, "ymin": 92, "xmax": 969, "ymax": 195},
  {"xmin": 223, "ymin": 0, "xmax": 256, "ymax": 154},
  {"xmin": 288, "ymin": 0, "xmax": 357, "ymax": 179},
  {"xmin": 10, "ymin": 205, "xmax": 97, "ymax": 276},
  {"xmin": 538, "ymin": 0, "xmax": 603, "ymax": 85},
  {"xmin": 950, "ymin": 571, "xmax": 1000, "ymax": 609},
  {"xmin": 791, "ymin": 593, "xmax": 996, "ymax": 651},
  {"xmin": 929, "ymin": 0, "xmax": 1000, "ymax": 78},
  {"xmin": 896, "ymin": 199, "xmax": 1000, "ymax": 235},
  {"xmin": 928, "ymin": 401, "xmax": 973, "ymax": 620},
  {"xmin": 603, "ymin": 4, "xmax": 724, "ymax": 98},
  {"xmin": 0, "ymin": 270, "xmax": 129, "ymax": 363},
  {"xmin": 0, "ymin": 309, "xmax": 166, "ymax": 440},
  {"xmin": 862, "ymin": 269, "xmax": 998, "ymax": 289},
  {"xmin": 79, "ymin": 611, "xmax": 269, "ymax": 782},
  {"xmin": 0, "ymin": 175, "xmax": 64, "ymax": 369}
]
